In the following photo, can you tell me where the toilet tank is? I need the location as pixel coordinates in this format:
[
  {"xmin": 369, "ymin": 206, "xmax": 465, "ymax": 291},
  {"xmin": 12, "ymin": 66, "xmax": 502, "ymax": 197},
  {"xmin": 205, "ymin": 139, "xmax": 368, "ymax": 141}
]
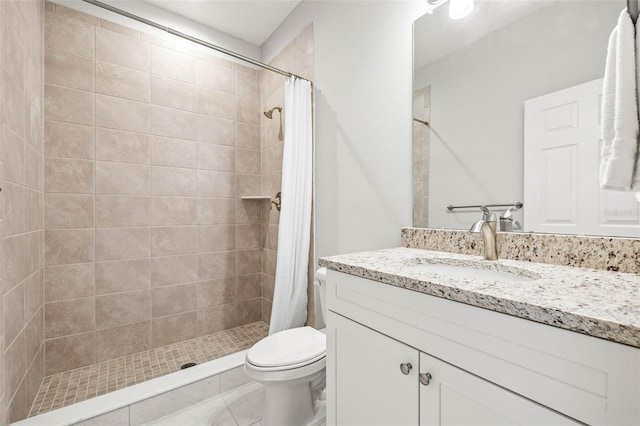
[{"xmin": 314, "ymin": 268, "xmax": 328, "ymax": 328}]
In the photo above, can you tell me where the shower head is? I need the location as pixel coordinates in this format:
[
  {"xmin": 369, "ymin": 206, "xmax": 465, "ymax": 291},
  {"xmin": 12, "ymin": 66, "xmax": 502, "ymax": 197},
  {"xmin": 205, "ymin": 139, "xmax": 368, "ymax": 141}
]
[{"xmin": 264, "ymin": 106, "xmax": 282, "ymax": 119}]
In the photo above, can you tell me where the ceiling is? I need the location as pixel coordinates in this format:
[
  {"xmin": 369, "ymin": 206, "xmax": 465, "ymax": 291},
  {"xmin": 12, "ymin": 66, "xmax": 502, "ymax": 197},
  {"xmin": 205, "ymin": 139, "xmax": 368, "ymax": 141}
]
[
  {"xmin": 143, "ymin": 0, "xmax": 301, "ymax": 46},
  {"xmin": 414, "ymin": 0, "xmax": 553, "ymax": 70}
]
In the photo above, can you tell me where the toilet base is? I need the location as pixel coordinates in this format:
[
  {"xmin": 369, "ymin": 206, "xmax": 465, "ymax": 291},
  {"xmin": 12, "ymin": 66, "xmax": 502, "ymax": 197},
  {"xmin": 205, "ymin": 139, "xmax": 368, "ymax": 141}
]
[{"xmin": 263, "ymin": 381, "xmax": 315, "ymax": 426}]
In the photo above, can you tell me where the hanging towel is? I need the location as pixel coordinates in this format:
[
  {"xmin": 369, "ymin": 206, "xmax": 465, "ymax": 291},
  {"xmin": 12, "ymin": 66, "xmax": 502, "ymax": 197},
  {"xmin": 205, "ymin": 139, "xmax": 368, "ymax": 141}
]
[{"xmin": 600, "ymin": 9, "xmax": 639, "ymax": 191}]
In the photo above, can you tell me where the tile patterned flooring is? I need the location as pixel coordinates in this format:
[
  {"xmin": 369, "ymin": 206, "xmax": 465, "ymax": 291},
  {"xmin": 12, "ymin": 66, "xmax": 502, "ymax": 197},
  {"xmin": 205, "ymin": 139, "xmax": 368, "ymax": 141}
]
[{"xmin": 29, "ymin": 322, "xmax": 269, "ymax": 418}]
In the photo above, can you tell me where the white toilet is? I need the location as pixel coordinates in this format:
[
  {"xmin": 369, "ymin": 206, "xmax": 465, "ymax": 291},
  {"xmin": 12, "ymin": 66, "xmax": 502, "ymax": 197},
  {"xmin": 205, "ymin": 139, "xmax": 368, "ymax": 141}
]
[{"xmin": 244, "ymin": 268, "xmax": 327, "ymax": 426}]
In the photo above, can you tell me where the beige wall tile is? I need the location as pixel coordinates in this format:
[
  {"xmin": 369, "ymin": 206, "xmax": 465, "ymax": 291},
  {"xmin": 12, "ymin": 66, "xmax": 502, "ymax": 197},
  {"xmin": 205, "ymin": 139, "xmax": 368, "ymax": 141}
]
[
  {"xmin": 45, "ymin": 49, "xmax": 94, "ymax": 91},
  {"xmin": 95, "ymin": 290, "xmax": 150, "ymax": 329},
  {"xmin": 150, "ymin": 254, "xmax": 197, "ymax": 287},
  {"xmin": 197, "ymin": 143, "xmax": 234, "ymax": 172},
  {"xmin": 236, "ymin": 148, "xmax": 260, "ymax": 175},
  {"xmin": 235, "ymin": 98, "xmax": 259, "ymax": 125},
  {"xmin": 237, "ymin": 174, "xmax": 260, "ymax": 197},
  {"xmin": 24, "ymin": 145, "xmax": 42, "ymax": 191},
  {"xmin": 197, "ymin": 88, "xmax": 234, "ymax": 120},
  {"xmin": 44, "ymin": 84, "xmax": 94, "ymax": 126},
  {"xmin": 151, "ymin": 283, "xmax": 196, "ymax": 318},
  {"xmin": 196, "ymin": 60, "xmax": 234, "ymax": 94},
  {"xmin": 151, "ymin": 75, "xmax": 197, "ymax": 112},
  {"xmin": 150, "ymin": 106, "xmax": 197, "ymax": 140},
  {"xmin": 45, "ymin": 158, "xmax": 94, "ymax": 194},
  {"xmin": 3, "ymin": 182, "xmax": 25, "ymax": 237},
  {"xmin": 197, "ymin": 170, "xmax": 235, "ymax": 198},
  {"xmin": 151, "ymin": 166, "xmax": 197, "ymax": 197},
  {"xmin": 197, "ymin": 198, "xmax": 235, "ymax": 225},
  {"xmin": 99, "ymin": 19, "xmax": 138, "ymax": 38},
  {"xmin": 7, "ymin": 372, "xmax": 28, "ymax": 423},
  {"xmin": 95, "ymin": 196, "xmax": 150, "ymax": 227},
  {"xmin": 45, "ymin": 193, "xmax": 94, "ymax": 229},
  {"xmin": 237, "ymin": 298, "xmax": 262, "ymax": 326},
  {"xmin": 5, "ymin": 333, "xmax": 26, "ymax": 407},
  {"xmin": 197, "ymin": 251, "xmax": 236, "ymax": 281},
  {"xmin": 235, "ymin": 70, "xmax": 259, "ymax": 100},
  {"xmin": 237, "ymin": 249, "xmax": 262, "ymax": 276},
  {"xmin": 4, "ymin": 70, "xmax": 26, "ymax": 136},
  {"xmin": 44, "ymin": 121, "xmax": 94, "ymax": 159},
  {"xmin": 95, "ymin": 258, "xmax": 150, "ymax": 295},
  {"xmin": 236, "ymin": 224, "xmax": 261, "ymax": 250},
  {"xmin": 3, "ymin": 125, "xmax": 25, "ymax": 185},
  {"xmin": 24, "ymin": 270, "xmax": 44, "ymax": 321},
  {"xmin": 95, "ymin": 321, "xmax": 151, "ymax": 362},
  {"xmin": 3, "ymin": 235, "xmax": 27, "ymax": 292},
  {"xmin": 95, "ymin": 227, "xmax": 150, "ymax": 261},
  {"xmin": 198, "ymin": 225, "xmax": 236, "ymax": 252},
  {"xmin": 4, "ymin": 283, "xmax": 25, "ymax": 346},
  {"xmin": 45, "ymin": 12, "xmax": 94, "ymax": 58},
  {"xmin": 196, "ymin": 278, "xmax": 235, "ymax": 309},
  {"xmin": 150, "ymin": 44, "xmax": 195, "ymax": 84},
  {"xmin": 25, "ymin": 315, "xmax": 44, "ymax": 385},
  {"xmin": 152, "ymin": 311, "xmax": 196, "ymax": 347},
  {"xmin": 45, "ymin": 263, "xmax": 95, "ymax": 302},
  {"xmin": 45, "ymin": 331, "xmax": 95, "ymax": 375},
  {"xmin": 95, "ymin": 94, "xmax": 150, "ymax": 133},
  {"xmin": 24, "ymin": 231, "xmax": 44, "ymax": 278},
  {"xmin": 95, "ymin": 61, "xmax": 150, "ymax": 103},
  {"xmin": 3, "ymin": 17, "xmax": 25, "ymax": 88},
  {"xmin": 150, "ymin": 226, "xmax": 198, "ymax": 256},
  {"xmin": 238, "ymin": 274, "xmax": 261, "ymax": 301},
  {"xmin": 197, "ymin": 303, "xmax": 235, "ymax": 335},
  {"xmin": 95, "ymin": 161, "xmax": 150, "ymax": 195},
  {"xmin": 44, "ymin": 229, "xmax": 94, "ymax": 265},
  {"xmin": 150, "ymin": 136, "xmax": 196, "ymax": 168},
  {"xmin": 25, "ymin": 191, "xmax": 43, "ymax": 234},
  {"xmin": 151, "ymin": 197, "xmax": 198, "ymax": 226},
  {"xmin": 196, "ymin": 115, "xmax": 234, "ymax": 146},
  {"xmin": 45, "ymin": 297, "xmax": 94, "ymax": 338},
  {"xmin": 95, "ymin": 27, "xmax": 149, "ymax": 72},
  {"xmin": 95, "ymin": 128, "xmax": 149, "ymax": 164},
  {"xmin": 236, "ymin": 123, "xmax": 259, "ymax": 150}
]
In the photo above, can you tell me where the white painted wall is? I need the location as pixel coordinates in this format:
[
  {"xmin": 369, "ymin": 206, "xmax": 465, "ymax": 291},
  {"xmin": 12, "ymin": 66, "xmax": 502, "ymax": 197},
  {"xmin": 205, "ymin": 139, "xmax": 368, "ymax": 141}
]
[
  {"xmin": 264, "ymin": 1, "xmax": 426, "ymax": 260},
  {"xmin": 413, "ymin": 1, "xmax": 620, "ymax": 230}
]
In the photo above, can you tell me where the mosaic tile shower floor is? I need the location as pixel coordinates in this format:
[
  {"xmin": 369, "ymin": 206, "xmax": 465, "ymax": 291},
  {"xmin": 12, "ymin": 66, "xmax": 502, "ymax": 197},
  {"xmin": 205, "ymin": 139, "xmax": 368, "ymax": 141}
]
[{"xmin": 29, "ymin": 322, "xmax": 269, "ymax": 418}]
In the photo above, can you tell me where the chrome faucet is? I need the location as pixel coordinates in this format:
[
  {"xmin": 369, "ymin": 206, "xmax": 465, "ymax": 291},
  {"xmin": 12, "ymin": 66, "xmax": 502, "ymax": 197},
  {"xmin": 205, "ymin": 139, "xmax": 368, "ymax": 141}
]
[{"xmin": 470, "ymin": 206, "xmax": 498, "ymax": 260}]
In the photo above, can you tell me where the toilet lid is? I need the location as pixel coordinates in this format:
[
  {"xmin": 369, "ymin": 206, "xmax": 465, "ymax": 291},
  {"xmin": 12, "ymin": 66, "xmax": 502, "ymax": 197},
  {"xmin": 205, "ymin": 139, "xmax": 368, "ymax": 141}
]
[{"xmin": 247, "ymin": 326, "xmax": 326, "ymax": 368}]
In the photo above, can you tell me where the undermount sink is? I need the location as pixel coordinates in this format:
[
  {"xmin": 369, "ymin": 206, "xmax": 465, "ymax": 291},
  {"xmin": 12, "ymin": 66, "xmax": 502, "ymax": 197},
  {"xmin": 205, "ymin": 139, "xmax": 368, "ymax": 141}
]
[{"xmin": 405, "ymin": 259, "xmax": 540, "ymax": 283}]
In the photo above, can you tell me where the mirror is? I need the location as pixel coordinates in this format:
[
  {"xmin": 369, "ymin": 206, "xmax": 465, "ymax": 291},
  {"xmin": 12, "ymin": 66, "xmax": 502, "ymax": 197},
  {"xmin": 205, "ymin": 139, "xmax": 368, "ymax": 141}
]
[{"xmin": 413, "ymin": 0, "xmax": 640, "ymax": 237}]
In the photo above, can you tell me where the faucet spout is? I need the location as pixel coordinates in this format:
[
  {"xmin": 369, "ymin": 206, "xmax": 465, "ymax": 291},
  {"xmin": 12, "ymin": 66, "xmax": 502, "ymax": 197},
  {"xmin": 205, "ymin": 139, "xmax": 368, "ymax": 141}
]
[{"xmin": 479, "ymin": 221, "xmax": 498, "ymax": 260}]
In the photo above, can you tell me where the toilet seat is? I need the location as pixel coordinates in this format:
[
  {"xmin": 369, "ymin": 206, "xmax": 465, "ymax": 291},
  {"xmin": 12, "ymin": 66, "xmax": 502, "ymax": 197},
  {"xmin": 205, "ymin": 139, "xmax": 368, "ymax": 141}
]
[{"xmin": 246, "ymin": 326, "xmax": 326, "ymax": 370}]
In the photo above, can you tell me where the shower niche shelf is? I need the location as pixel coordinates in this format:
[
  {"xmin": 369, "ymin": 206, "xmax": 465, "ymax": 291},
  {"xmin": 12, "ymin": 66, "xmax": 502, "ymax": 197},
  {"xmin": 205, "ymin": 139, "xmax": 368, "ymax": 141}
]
[{"xmin": 240, "ymin": 196, "xmax": 272, "ymax": 200}]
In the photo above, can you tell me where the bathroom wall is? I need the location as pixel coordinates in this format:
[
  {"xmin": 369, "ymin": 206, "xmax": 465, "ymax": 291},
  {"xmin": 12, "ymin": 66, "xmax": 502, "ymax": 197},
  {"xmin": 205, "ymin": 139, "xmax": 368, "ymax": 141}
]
[
  {"xmin": 263, "ymin": 1, "xmax": 424, "ymax": 258},
  {"xmin": 43, "ymin": 3, "xmax": 264, "ymax": 376},
  {"xmin": 0, "ymin": 0, "xmax": 46, "ymax": 422},
  {"xmin": 259, "ymin": 25, "xmax": 315, "ymax": 326}
]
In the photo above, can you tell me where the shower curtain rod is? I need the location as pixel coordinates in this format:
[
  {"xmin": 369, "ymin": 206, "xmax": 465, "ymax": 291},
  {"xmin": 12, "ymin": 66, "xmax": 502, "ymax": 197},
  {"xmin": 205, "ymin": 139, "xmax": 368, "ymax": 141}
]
[
  {"xmin": 629, "ymin": 0, "xmax": 639, "ymax": 23},
  {"xmin": 81, "ymin": 0, "xmax": 311, "ymax": 83}
]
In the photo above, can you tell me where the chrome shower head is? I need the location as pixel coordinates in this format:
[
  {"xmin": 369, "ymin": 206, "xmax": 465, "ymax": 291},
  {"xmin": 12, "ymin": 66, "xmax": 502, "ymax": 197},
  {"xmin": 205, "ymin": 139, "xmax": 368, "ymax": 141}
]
[{"xmin": 264, "ymin": 106, "xmax": 282, "ymax": 119}]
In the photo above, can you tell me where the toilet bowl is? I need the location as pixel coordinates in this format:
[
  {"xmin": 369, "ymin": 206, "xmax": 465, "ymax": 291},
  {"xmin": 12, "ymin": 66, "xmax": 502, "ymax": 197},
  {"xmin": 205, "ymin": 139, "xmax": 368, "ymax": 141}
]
[{"xmin": 244, "ymin": 268, "xmax": 327, "ymax": 426}]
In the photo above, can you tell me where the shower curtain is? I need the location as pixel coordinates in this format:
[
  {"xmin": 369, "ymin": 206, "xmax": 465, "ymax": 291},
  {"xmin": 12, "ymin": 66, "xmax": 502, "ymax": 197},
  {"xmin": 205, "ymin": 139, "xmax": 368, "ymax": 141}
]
[{"xmin": 269, "ymin": 77, "xmax": 313, "ymax": 335}]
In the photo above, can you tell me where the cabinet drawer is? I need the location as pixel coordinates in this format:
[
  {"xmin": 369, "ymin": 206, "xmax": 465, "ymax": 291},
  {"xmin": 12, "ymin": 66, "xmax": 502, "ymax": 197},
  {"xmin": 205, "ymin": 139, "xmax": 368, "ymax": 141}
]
[{"xmin": 327, "ymin": 270, "xmax": 640, "ymax": 425}]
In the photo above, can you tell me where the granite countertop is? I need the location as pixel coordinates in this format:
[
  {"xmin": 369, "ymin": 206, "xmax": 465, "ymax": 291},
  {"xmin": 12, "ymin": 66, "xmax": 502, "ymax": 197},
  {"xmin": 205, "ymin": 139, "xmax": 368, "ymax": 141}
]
[{"xmin": 318, "ymin": 247, "xmax": 640, "ymax": 348}]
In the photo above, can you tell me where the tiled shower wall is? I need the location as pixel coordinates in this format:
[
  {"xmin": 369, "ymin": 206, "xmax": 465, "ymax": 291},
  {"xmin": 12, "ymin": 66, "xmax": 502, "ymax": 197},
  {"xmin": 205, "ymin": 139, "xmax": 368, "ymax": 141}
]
[
  {"xmin": 1, "ymin": 0, "xmax": 46, "ymax": 422},
  {"xmin": 42, "ymin": 4, "xmax": 264, "ymax": 377},
  {"xmin": 260, "ymin": 25, "xmax": 315, "ymax": 326},
  {"xmin": 413, "ymin": 86, "xmax": 430, "ymax": 228}
]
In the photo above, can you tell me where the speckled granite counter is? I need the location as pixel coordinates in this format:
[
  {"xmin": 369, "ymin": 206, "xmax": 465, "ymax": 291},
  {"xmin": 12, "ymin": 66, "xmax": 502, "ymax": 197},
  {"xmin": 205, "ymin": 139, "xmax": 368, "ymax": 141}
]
[{"xmin": 319, "ymin": 247, "xmax": 640, "ymax": 348}]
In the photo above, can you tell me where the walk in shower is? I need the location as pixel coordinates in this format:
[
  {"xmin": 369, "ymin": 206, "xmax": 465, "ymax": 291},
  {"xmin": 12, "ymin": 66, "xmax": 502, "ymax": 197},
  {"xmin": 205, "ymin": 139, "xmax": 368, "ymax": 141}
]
[{"xmin": 2, "ymin": 1, "xmax": 315, "ymax": 421}]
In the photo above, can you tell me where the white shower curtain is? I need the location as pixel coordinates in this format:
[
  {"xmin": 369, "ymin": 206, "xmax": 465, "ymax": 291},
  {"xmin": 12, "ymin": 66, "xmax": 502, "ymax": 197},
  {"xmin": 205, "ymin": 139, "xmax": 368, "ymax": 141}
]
[{"xmin": 268, "ymin": 77, "xmax": 313, "ymax": 335}]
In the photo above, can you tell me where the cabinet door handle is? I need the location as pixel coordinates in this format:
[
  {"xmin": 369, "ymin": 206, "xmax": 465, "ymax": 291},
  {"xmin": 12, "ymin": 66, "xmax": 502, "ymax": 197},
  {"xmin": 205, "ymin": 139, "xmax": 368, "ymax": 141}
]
[
  {"xmin": 400, "ymin": 363, "xmax": 412, "ymax": 375},
  {"xmin": 419, "ymin": 372, "xmax": 432, "ymax": 386}
]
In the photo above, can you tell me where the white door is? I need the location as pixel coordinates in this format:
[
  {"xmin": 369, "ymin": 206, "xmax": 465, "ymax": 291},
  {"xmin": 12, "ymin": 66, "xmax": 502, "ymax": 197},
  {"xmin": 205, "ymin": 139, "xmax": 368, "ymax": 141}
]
[
  {"xmin": 331, "ymin": 313, "xmax": 419, "ymax": 426},
  {"xmin": 419, "ymin": 352, "xmax": 582, "ymax": 426},
  {"xmin": 524, "ymin": 78, "xmax": 640, "ymax": 237}
]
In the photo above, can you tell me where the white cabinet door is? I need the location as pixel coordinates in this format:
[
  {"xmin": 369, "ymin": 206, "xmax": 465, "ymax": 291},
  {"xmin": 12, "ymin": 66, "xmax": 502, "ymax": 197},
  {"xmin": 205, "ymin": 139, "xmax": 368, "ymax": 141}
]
[
  {"xmin": 332, "ymin": 313, "xmax": 419, "ymax": 426},
  {"xmin": 524, "ymin": 78, "xmax": 640, "ymax": 237},
  {"xmin": 419, "ymin": 352, "xmax": 582, "ymax": 426}
]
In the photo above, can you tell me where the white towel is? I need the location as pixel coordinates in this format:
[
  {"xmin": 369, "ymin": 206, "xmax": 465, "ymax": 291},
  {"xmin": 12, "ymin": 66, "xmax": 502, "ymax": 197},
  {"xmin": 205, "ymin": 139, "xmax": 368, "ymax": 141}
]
[{"xmin": 600, "ymin": 9, "xmax": 639, "ymax": 191}]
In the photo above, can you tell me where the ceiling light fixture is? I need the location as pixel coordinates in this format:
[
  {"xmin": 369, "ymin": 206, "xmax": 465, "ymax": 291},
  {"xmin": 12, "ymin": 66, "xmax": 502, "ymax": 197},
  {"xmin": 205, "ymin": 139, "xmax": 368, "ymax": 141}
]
[{"xmin": 426, "ymin": 0, "xmax": 475, "ymax": 20}]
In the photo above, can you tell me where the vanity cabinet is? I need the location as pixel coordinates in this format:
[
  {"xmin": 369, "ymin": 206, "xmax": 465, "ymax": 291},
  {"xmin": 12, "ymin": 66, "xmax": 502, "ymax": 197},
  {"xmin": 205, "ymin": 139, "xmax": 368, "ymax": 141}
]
[{"xmin": 325, "ymin": 270, "xmax": 640, "ymax": 425}]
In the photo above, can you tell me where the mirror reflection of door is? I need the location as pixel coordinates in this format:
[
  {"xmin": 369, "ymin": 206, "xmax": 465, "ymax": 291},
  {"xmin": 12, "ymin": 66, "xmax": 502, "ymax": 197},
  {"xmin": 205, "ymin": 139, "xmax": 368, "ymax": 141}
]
[{"xmin": 524, "ymin": 79, "xmax": 640, "ymax": 237}]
